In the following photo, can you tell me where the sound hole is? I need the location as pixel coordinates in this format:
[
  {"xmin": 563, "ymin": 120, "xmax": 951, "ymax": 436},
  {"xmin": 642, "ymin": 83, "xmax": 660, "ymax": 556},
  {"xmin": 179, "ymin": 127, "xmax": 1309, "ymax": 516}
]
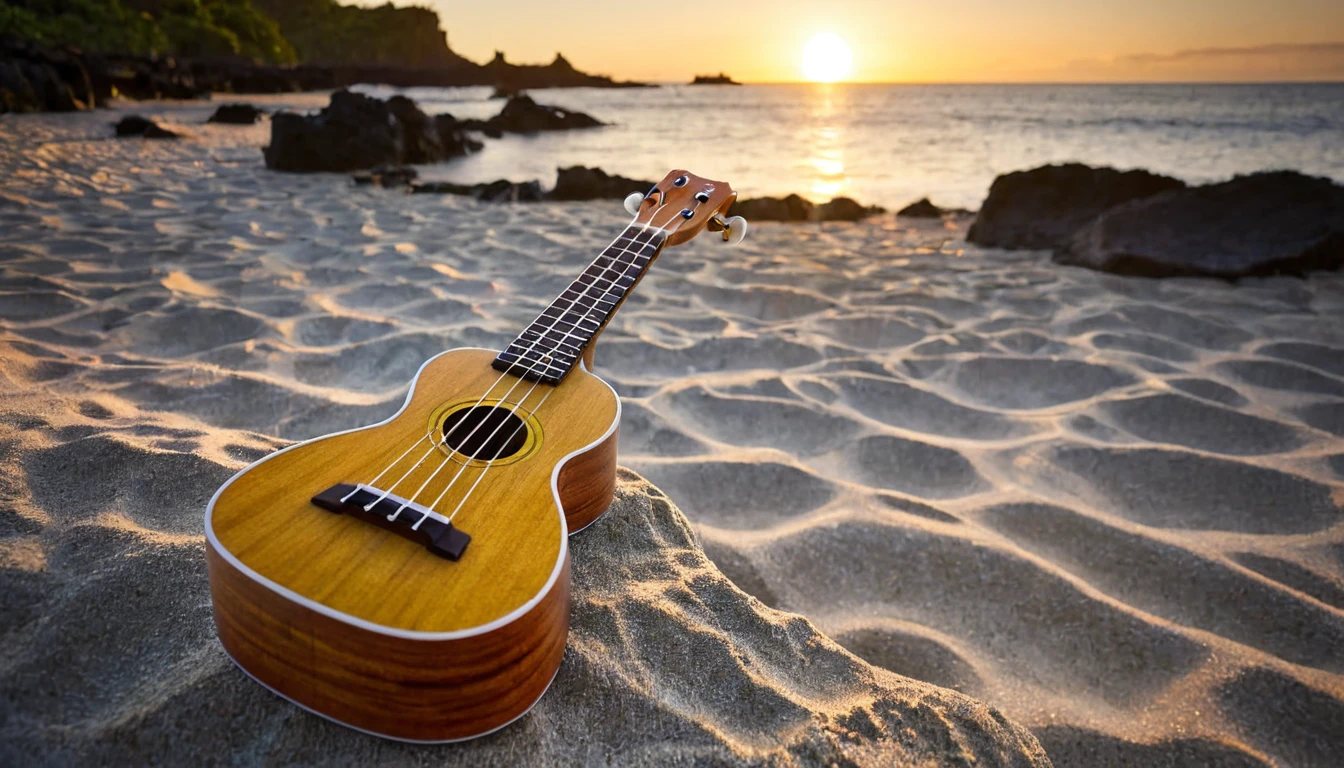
[{"xmin": 440, "ymin": 405, "xmax": 529, "ymax": 461}]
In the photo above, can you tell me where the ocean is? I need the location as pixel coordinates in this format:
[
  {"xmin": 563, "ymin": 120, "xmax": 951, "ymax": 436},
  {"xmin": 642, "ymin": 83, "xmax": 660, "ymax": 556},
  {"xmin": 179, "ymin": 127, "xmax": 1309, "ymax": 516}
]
[{"xmin": 356, "ymin": 82, "xmax": 1344, "ymax": 210}]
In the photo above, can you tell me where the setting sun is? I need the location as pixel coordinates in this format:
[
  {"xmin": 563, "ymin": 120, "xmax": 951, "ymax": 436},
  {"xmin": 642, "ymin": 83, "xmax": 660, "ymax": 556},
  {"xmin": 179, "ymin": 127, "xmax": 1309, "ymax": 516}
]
[{"xmin": 801, "ymin": 33, "xmax": 853, "ymax": 83}]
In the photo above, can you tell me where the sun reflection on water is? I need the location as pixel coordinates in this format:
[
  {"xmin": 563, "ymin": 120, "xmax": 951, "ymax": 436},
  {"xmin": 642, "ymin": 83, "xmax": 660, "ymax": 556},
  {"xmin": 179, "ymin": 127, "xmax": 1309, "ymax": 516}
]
[{"xmin": 805, "ymin": 86, "xmax": 849, "ymax": 201}]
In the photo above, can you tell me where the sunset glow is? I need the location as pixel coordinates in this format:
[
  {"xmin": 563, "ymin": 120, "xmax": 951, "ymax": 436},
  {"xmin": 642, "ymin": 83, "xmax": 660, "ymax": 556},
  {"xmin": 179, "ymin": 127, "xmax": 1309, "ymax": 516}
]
[{"xmin": 801, "ymin": 33, "xmax": 854, "ymax": 83}]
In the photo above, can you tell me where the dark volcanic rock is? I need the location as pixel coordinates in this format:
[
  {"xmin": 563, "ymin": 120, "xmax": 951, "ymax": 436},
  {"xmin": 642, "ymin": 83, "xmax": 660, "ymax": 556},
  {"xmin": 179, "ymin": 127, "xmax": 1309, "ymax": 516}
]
[
  {"xmin": 1060, "ymin": 171, "xmax": 1344, "ymax": 278},
  {"xmin": 411, "ymin": 179, "xmax": 544, "ymax": 202},
  {"xmin": 264, "ymin": 89, "xmax": 480, "ymax": 172},
  {"xmin": 386, "ymin": 94, "xmax": 444, "ymax": 164},
  {"xmin": 731, "ymin": 194, "xmax": 815, "ymax": 222},
  {"xmin": 898, "ymin": 198, "xmax": 945, "ymax": 217},
  {"xmin": 462, "ymin": 95, "xmax": 602, "ymax": 135},
  {"xmin": 0, "ymin": 37, "xmax": 99, "ymax": 113},
  {"xmin": 729, "ymin": 194, "xmax": 883, "ymax": 222},
  {"xmin": 207, "ymin": 103, "xmax": 264, "ymax": 124},
  {"xmin": 352, "ymin": 165, "xmax": 418, "ymax": 189},
  {"xmin": 114, "ymin": 115, "xmax": 179, "ymax": 139},
  {"xmin": 266, "ymin": 90, "xmax": 398, "ymax": 172},
  {"xmin": 549, "ymin": 166, "xmax": 656, "ymax": 201},
  {"xmin": 114, "ymin": 115, "xmax": 154, "ymax": 136},
  {"xmin": 968, "ymin": 163, "xmax": 1185, "ymax": 250},
  {"xmin": 817, "ymin": 197, "xmax": 885, "ymax": 222},
  {"xmin": 433, "ymin": 114, "xmax": 485, "ymax": 157},
  {"xmin": 691, "ymin": 73, "xmax": 741, "ymax": 85},
  {"xmin": 143, "ymin": 122, "xmax": 180, "ymax": 139},
  {"xmin": 483, "ymin": 51, "xmax": 648, "ymax": 91}
]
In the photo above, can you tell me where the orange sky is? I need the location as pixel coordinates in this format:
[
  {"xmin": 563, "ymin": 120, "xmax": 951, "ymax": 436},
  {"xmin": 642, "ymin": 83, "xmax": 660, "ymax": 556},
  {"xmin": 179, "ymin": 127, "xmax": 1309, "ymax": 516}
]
[{"xmin": 363, "ymin": 0, "xmax": 1344, "ymax": 82}]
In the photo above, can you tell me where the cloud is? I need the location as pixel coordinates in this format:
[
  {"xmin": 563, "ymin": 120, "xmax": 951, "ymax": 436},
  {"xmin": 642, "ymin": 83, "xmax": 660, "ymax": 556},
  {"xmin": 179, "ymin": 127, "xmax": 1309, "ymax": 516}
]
[{"xmin": 1062, "ymin": 42, "xmax": 1344, "ymax": 82}]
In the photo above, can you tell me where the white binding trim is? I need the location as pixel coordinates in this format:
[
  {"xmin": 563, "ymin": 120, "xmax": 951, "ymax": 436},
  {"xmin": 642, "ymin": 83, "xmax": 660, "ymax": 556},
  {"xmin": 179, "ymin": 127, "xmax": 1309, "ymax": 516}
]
[
  {"xmin": 220, "ymin": 642, "xmax": 562, "ymax": 743},
  {"xmin": 204, "ymin": 347, "xmax": 620, "ymax": 643}
]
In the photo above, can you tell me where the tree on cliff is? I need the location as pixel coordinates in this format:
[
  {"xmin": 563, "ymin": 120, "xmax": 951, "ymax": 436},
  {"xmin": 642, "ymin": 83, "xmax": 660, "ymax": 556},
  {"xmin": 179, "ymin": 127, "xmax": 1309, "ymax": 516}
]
[
  {"xmin": 251, "ymin": 0, "xmax": 474, "ymax": 69},
  {"xmin": 0, "ymin": 0, "xmax": 478, "ymax": 69},
  {"xmin": 1, "ymin": 0, "xmax": 296, "ymax": 63}
]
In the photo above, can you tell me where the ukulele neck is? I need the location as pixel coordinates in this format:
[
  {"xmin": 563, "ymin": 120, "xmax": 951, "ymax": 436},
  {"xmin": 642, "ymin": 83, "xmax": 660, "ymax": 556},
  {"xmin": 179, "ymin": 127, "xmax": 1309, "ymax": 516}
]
[{"xmin": 492, "ymin": 224, "xmax": 668, "ymax": 385}]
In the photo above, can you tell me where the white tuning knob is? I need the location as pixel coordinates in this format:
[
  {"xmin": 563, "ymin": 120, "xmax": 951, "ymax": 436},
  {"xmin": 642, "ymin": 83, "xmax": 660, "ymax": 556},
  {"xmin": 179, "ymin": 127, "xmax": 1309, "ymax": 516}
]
[
  {"xmin": 722, "ymin": 215, "xmax": 748, "ymax": 245},
  {"xmin": 623, "ymin": 192, "xmax": 644, "ymax": 216}
]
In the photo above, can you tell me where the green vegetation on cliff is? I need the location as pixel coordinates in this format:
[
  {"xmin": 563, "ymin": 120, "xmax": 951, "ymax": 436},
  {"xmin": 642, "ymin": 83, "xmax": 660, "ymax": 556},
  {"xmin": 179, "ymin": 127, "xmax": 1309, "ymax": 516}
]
[
  {"xmin": 0, "ymin": 0, "xmax": 468, "ymax": 67},
  {"xmin": 252, "ymin": 0, "xmax": 472, "ymax": 69}
]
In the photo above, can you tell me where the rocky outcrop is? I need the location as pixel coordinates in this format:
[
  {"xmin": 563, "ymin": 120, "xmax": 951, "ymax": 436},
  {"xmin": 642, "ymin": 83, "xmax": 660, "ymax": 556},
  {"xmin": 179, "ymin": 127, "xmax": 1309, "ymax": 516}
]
[
  {"xmin": 898, "ymin": 198, "xmax": 945, "ymax": 217},
  {"xmin": 114, "ymin": 115, "xmax": 180, "ymax": 139},
  {"xmin": 2, "ymin": 36, "xmax": 651, "ymax": 115},
  {"xmin": 0, "ymin": 37, "xmax": 100, "ymax": 113},
  {"xmin": 968, "ymin": 164, "xmax": 1185, "ymax": 250},
  {"xmin": 817, "ymin": 197, "xmax": 886, "ymax": 222},
  {"xmin": 263, "ymin": 89, "xmax": 481, "ymax": 173},
  {"xmin": 461, "ymin": 95, "xmax": 603, "ymax": 136},
  {"xmin": 483, "ymin": 51, "xmax": 648, "ymax": 91},
  {"xmin": 730, "ymin": 194, "xmax": 884, "ymax": 222},
  {"xmin": 433, "ymin": 113, "xmax": 485, "ymax": 158},
  {"xmin": 411, "ymin": 179, "xmax": 545, "ymax": 202},
  {"xmin": 207, "ymin": 103, "xmax": 264, "ymax": 124},
  {"xmin": 731, "ymin": 194, "xmax": 815, "ymax": 222},
  {"xmin": 549, "ymin": 166, "xmax": 655, "ymax": 201},
  {"xmin": 1060, "ymin": 171, "xmax": 1344, "ymax": 278},
  {"xmin": 352, "ymin": 165, "xmax": 419, "ymax": 189},
  {"xmin": 386, "ymin": 95, "xmax": 446, "ymax": 165},
  {"xmin": 691, "ymin": 73, "xmax": 741, "ymax": 85}
]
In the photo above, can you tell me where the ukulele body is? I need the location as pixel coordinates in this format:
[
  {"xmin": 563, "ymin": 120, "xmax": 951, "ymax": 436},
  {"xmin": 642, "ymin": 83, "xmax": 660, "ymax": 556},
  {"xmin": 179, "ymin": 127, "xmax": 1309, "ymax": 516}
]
[{"xmin": 205, "ymin": 347, "xmax": 619, "ymax": 741}]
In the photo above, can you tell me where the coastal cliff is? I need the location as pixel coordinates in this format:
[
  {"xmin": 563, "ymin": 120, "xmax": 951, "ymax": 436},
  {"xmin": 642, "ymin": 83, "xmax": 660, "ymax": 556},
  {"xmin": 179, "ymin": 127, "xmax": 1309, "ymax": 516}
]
[{"xmin": 0, "ymin": 0, "xmax": 646, "ymax": 113}]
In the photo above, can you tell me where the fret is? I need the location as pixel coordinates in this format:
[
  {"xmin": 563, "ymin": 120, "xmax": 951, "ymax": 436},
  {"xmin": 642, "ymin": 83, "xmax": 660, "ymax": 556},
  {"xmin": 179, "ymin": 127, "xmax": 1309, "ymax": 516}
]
[
  {"xmin": 553, "ymin": 291, "xmax": 621, "ymax": 312},
  {"xmin": 520, "ymin": 332, "xmax": 584, "ymax": 356},
  {"xmin": 543, "ymin": 300, "xmax": 607, "ymax": 323},
  {"xmin": 500, "ymin": 343, "xmax": 576, "ymax": 366},
  {"xmin": 536, "ymin": 311, "xmax": 599, "ymax": 335},
  {"xmin": 493, "ymin": 226, "xmax": 667, "ymax": 385},
  {"xmin": 522, "ymin": 323, "xmax": 590, "ymax": 347}
]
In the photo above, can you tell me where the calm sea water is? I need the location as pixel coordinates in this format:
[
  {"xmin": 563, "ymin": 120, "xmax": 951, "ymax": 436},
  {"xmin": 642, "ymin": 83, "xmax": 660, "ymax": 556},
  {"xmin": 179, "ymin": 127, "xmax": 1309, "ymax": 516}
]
[{"xmin": 356, "ymin": 83, "xmax": 1344, "ymax": 210}]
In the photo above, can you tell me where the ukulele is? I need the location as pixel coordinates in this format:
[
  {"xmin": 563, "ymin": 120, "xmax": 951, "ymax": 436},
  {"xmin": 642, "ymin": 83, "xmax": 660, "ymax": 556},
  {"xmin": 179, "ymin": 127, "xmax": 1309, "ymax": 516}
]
[{"xmin": 205, "ymin": 170, "xmax": 748, "ymax": 742}]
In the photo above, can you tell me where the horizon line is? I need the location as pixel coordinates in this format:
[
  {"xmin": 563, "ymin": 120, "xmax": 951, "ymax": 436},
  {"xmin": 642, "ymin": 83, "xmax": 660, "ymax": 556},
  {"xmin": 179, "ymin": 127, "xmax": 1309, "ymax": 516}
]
[{"xmin": 653, "ymin": 79, "xmax": 1344, "ymax": 86}]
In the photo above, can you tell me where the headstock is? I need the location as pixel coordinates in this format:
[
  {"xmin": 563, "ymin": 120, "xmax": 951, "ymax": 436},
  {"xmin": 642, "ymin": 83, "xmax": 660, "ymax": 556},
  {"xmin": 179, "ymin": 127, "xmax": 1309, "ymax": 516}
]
[{"xmin": 623, "ymin": 169, "xmax": 747, "ymax": 247}]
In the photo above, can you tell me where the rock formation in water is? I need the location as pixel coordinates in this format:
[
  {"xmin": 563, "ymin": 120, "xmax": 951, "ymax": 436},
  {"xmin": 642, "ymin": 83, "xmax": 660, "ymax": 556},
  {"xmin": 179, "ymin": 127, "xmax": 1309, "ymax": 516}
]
[
  {"xmin": 460, "ymin": 95, "xmax": 604, "ymax": 136},
  {"xmin": 968, "ymin": 163, "xmax": 1185, "ymax": 250},
  {"xmin": 817, "ymin": 197, "xmax": 886, "ymax": 222},
  {"xmin": 898, "ymin": 198, "xmax": 946, "ymax": 217},
  {"xmin": 730, "ymin": 194, "xmax": 816, "ymax": 222},
  {"xmin": 691, "ymin": 73, "xmax": 741, "ymax": 85},
  {"xmin": 1060, "ymin": 170, "xmax": 1344, "ymax": 278},
  {"xmin": 549, "ymin": 166, "xmax": 656, "ymax": 201},
  {"xmin": 113, "ymin": 115, "xmax": 180, "ymax": 139},
  {"xmin": 730, "ymin": 194, "xmax": 885, "ymax": 222},
  {"xmin": 411, "ymin": 179, "xmax": 546, "ymax": 202},
  {"xmin": 264, "ymin": 89, "xmax": 481, "ymax": 173},
  {"xmin": 207, "ymin": 103, "xmax": 265, "ymax": 125}
]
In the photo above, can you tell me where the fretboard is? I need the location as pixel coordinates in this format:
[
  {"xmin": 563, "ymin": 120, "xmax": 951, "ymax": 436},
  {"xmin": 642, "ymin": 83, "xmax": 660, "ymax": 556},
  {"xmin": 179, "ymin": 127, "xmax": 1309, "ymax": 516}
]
[{"xmin": 493, "ymin": 225, "xmax": 667, "ymax": 385}]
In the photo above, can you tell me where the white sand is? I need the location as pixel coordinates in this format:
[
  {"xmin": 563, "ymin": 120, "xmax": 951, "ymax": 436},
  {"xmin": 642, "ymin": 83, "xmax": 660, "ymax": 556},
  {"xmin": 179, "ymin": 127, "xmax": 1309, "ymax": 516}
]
[{"xmin": 2, "ymin": 99, "xmax": 1343, "ymax": 767}]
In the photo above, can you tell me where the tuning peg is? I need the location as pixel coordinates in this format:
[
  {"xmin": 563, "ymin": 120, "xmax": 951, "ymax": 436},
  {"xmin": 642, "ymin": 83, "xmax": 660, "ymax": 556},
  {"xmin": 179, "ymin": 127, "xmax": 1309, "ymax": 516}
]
[
  {"xmin": 710, "ymin": 215, "xmax": 748, "ymax": 245},
  {"xmin": 623, "ymin": 192, "xmax": 644, "ymax": 216}
]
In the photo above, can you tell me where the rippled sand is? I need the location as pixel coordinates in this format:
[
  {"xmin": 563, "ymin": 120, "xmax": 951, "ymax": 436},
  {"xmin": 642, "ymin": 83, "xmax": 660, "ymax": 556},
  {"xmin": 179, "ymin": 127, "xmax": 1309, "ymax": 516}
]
[{"xmin": 2, "ymin": 100, "xmax": 1343, "ymax": 767}]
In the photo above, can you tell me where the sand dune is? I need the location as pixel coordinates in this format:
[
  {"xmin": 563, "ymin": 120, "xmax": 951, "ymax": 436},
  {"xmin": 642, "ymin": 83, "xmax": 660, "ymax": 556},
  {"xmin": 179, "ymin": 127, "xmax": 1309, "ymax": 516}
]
[{"xmin": 2, "ymin": 99, "xmax": 1343, "ymax": 766}]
